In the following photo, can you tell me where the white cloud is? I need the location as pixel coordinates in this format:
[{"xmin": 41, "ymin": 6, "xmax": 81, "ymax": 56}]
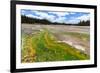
[
  {"xmin": 33, "ymin": 11, "xmax": 56, "ymax": 21},
  {"xmin": 26, "ymin": 11, "xmax": 79, "ymax": 24},
  {"xmin": 34, "ymin": 11, "xmax": 47, "ymax": 18},
  {"xmin": 49, "ymin": 12, "xmax": 69, "ymax": 17},
  {"xmin": 53, "ymin": 16, "xmax": 66, "ymax": 23},
  {"xmin": 23, "ymin": 10, "xmax": 90, "ymax": 24},
  {"xmin": 26, "ymin": 11, "xmax": 56, "ymax": 21},
  {"xmin": 77, "ymin": 14, "xmax": 90, "ymax": 21}
]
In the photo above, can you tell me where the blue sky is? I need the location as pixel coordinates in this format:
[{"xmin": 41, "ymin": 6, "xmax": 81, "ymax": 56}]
[{"xmin": 21, "ymin": 9, "xmax": 90, "ymax": 24}]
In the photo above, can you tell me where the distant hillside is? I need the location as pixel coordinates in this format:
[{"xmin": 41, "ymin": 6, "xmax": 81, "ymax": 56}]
[{"xmin": 21, "ymin": 15, "xmax": 90, "ymax": 26}]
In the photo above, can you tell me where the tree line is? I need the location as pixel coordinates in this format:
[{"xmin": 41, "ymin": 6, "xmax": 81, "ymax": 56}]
[{"xmin": 21, "ymin": 15, "xmax": 90, "ymax": 26}]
